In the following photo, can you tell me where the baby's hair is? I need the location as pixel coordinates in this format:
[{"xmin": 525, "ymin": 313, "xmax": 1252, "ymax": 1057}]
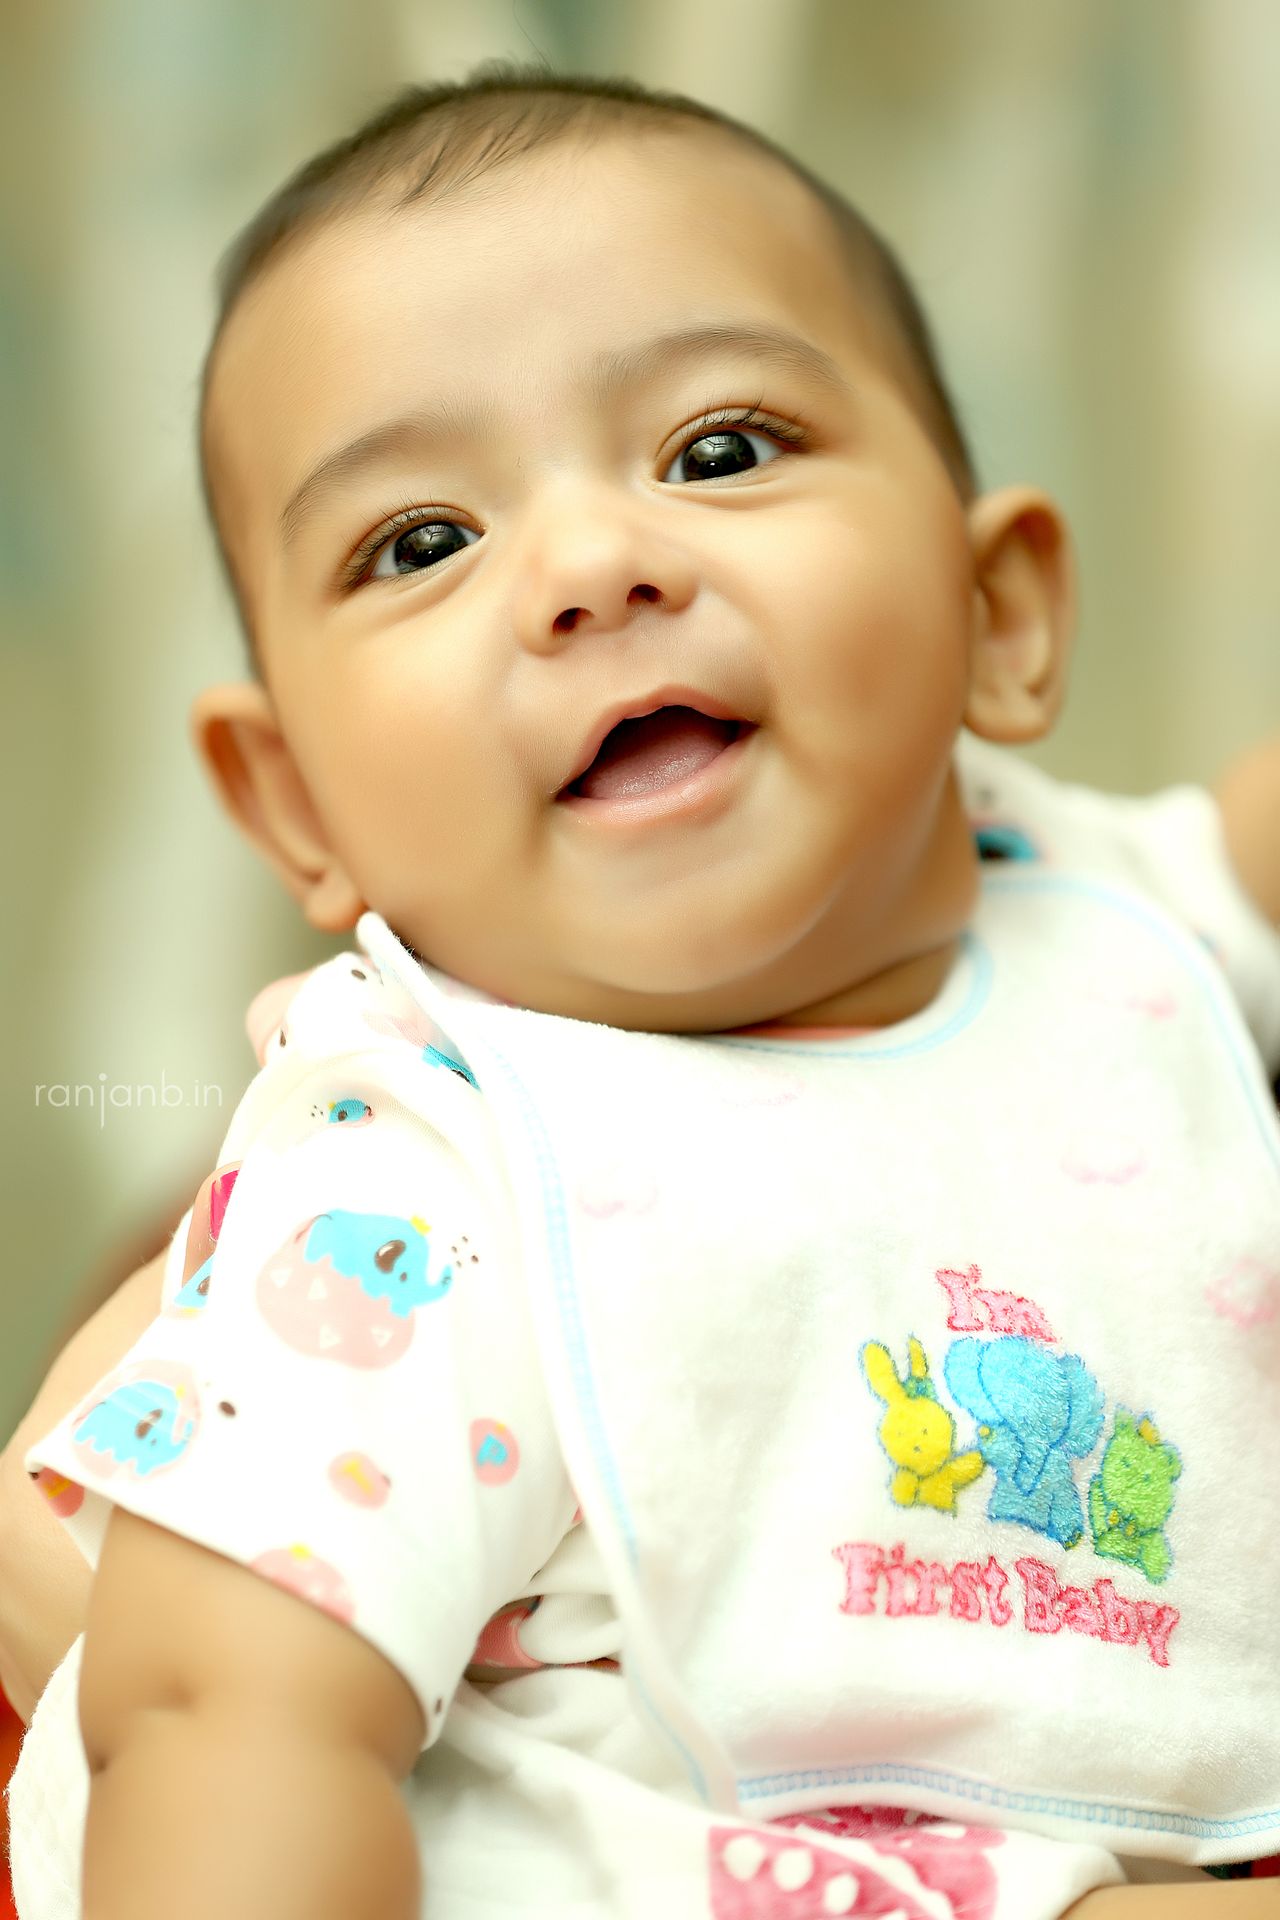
[{"xmin": 197, "ymin": 58, "xmax": 976, "ymax": 664}]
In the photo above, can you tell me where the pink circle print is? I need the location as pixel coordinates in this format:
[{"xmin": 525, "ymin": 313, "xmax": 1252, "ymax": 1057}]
[
  {"xmin": 471, "ymin": 1419, "xmax": 520, "ymax": 1485},
  {"xmin": 1205, "ymin": 1257, "xmax": 1280, "ymax": 1329},
  {"xmin": 251, "ymin": 1545, "xmax": 356, "ymax": 1626},
  {"xmin": 31, "ymin": 1467, "xmax": 85, "ymax": 1519},
  {"xmin": 328, "ymin": 1451, "xmax": 392, "ymax": 1508}
]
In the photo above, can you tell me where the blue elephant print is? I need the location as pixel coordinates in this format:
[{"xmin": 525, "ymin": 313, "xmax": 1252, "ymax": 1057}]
[
  {"xmin": 303, "ymin": 1210, "xmax": 452, "ymax": 1317},
  {"xmin": 943, "ymin": 1336, "xmax": 1105, "ymax": 1548},
  {"xmin": 75, "ymin": 1379, "xmax": 195, "ymax": 1477}
]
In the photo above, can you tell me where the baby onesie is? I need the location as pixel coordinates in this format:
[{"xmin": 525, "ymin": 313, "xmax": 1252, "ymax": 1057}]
[{"xmin": 14, "ymin": 734, "xmax": 1280, "ymax": 1918}]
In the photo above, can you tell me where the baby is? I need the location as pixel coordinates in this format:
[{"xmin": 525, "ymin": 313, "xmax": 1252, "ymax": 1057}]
[{"xmin": 12, "ymin": 58, "xmax": 1280, "ymax": 1920}]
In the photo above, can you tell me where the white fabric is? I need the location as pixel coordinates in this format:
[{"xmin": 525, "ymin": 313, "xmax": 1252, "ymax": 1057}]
[
  {"xmin": 7, "ymin": 1639, "xmax": 84, "ymax": 1920},
  {"xmin": 957, "ymin": 733, "xmax": 1280, "ymax": 1072},
  {"xmin": 19, "ymin": 984, "xmax": 580, "ymax": 1730},
  {"xmin": 13, "ymin": 738, "xmax": 1280, "ymax": 1916}
]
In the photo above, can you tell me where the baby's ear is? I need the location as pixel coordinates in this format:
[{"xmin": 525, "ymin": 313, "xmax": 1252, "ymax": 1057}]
[
  {"xmin": 963, "ymin": 488, "xmax": 1075, "ymax": 745},
  {"xmin": 190, "ymin": 682, "xmax": 365, "ymax": 933}
]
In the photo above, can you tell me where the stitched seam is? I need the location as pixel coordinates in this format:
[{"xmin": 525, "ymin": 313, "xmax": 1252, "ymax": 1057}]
[{"xmin": 735, "ymin": 1765, "xmax": 1280, "ymax": 1838}]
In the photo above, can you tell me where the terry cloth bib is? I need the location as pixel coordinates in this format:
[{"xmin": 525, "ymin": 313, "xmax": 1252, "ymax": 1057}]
[{"xmin": 359, "ymin": 867, "xmax": 1280, "ymax": 1868}]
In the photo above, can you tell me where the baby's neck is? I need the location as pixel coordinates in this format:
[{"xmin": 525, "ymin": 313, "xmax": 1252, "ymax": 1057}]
[{"xmin": 767, "ymin": 938, "xmax": 960, "ymax": 1032}]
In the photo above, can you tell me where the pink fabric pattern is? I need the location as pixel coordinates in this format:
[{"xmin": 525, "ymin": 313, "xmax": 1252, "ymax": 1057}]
[
  {"xmin": 707, "ymin": 1819, "xmax": 937, "ymax": 1918},
  {"xmin": 772, "ymin": 1807, "xmax": 1002, "ymax": 1920}
]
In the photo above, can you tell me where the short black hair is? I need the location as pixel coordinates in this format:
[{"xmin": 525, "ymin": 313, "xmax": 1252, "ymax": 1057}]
[{"xmin": 198, "ymin": 58, "xmax": 976, "ymax": 662}]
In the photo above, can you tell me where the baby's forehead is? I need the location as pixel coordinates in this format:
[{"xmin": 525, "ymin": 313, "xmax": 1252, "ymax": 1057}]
[{"xmin": 212, "ymin": 130, "xmax": 867, "ymax": 411}]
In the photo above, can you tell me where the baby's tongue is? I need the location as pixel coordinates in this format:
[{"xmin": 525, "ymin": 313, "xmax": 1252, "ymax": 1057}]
[{"xmin": 574, "ymin": 706, "xmax": 736, "ymax": 800}]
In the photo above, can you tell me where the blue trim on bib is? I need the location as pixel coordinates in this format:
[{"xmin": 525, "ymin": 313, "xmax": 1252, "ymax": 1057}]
[
  {"xmin": 713, "ymin": 932, "xmax": 993, "ymax": 1062},
  {"xmin": 736, "ymin": 1761, "xmax": 1280, "ymax": 1843}
]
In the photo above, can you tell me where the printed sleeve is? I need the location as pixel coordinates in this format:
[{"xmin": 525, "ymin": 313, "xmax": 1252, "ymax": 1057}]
[
  {"xmin": 956, "ymin": 730, "xmax": 1280, "ymax": 1071},
  {"xmin": 25, "ymin": 953, "xmax": 576, "ymax": 1747}
]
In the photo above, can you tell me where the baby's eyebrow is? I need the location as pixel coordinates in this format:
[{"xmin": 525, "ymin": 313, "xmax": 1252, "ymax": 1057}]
[{"xmin": 278, "ymin": 321, "xmax": 851, "ymax": 550}]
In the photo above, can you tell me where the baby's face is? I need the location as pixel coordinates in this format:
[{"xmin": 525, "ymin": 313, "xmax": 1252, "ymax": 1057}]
[{"xmin": 204, "ymin": 133, "xmax": 996, "ymax": 1031}]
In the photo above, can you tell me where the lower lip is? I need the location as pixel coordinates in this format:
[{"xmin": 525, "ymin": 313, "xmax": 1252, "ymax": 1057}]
[{"xmin": 556, "ymin": 724, "xmax": 757, "ymax": 828}]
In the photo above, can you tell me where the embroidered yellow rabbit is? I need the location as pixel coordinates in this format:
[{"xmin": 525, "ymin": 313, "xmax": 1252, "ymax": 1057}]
[{"xmin": 862, "ymin": 1336, "xmax": 985, "ymax": 1513}]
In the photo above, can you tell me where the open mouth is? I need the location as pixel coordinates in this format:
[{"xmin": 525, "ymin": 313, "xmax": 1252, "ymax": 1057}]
[{"xmin": 560, "ymin": 705, "xmax": 751, "ymax": 804}]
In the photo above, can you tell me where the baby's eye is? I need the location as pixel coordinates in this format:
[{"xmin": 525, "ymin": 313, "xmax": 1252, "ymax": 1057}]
[
  {"xmin": 369, "ymin": 518, "xmax": 479, "ymax": 582},
  {"xmin": 662, "ymin": 426, "xmax": 784, "ymax": 486}
]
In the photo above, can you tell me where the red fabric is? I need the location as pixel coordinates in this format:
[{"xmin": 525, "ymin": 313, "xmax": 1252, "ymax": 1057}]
[{"xmin": 0, "ymin": 1685, "xmax": 22, "ymax": 1919}]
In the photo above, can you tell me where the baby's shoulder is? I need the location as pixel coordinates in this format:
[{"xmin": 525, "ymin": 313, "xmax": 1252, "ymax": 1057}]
[
  {"xmin": 214, "ymin": 948, "xmax": 487, "ymax": 1169},
  {"xmin": 956, "ymin": 733, "xmax": 1280, "ymax": 1070},
  {"xmin": 245, "ymin": 950, "xmax": 472, "ymax": 1077},
  {"xmin": 955, "ymin": 732, "xmax": 1112, "ymax": 856},
  {"xmin": 956, "ymin": 731, "xmax": 1214, "ymax": 883}
]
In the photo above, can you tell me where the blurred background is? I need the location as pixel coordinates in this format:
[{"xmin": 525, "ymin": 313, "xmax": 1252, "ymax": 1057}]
[{"xmin": 2, "ymin": 0, "xmax": 1278, "ymax": 1434}]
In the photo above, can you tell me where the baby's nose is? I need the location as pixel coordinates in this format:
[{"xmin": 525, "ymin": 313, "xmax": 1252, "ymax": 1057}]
[{"xmin": 510, "ymin": 485, "xmax": 698, "ymax": 656}]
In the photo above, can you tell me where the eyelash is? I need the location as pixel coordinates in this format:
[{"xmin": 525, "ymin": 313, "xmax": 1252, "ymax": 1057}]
[{"xmin": 337, "ymin": 401, "xmax": 814, "ymax": 590}]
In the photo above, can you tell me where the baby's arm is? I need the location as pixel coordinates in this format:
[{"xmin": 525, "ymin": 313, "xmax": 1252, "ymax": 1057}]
[
  {"xmin": 0, "ymin": 1250, "xmax": 164, "ymax": 1719},
  {"xmin": 80, "ymin": 1507, "xmax": 425, "ymax": 1920},
  {"xmin": 0, "ymin": 1166, "xmax": 229, "ymax": 1718},
  {"xmin": 1216, "ymin": 728, "xmax": 1280, "ymax": 928},
  {"xmin": 1065, "ymin": 1886, "xmax": 1280, "ymax": 1914}
]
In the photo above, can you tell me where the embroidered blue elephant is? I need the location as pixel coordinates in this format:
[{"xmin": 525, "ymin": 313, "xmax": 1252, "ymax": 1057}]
[
  {"xmin": 943, "ymin": 1336, "xmax": 1105, "ymax": 1548},
  {"xmin": 303, "ymin": 1210, "xmax": 452, "ymax": 1317},
  {"xmin": 75, "ymin": 1380, "xmax": 194, "ymax": 1476}
]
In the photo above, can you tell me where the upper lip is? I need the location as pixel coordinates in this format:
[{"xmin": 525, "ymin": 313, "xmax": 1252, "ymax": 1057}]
[{"xmin": 555, "ymin": 684, "xmax": 750, "ymax": 797}]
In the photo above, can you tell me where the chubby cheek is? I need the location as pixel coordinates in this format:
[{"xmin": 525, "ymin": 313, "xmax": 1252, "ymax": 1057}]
[
  {"xmin": 775, "ymin": 491, "xmax": 973, "ymax": 883},
  {"xmin": 279, "ymin": 652, "xmax": 508, "ymax": 901},
  {"xmin": 789, "ymin": 499, "xmax": 971, "ymax": 753}
]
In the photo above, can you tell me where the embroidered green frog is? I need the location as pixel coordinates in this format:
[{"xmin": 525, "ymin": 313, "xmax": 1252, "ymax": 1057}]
[{"xmin": 1088, "ymin": 1410, "xmax": 1181, "ymax": 1583}]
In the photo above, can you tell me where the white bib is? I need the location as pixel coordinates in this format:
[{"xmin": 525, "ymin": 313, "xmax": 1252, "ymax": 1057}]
[{"xmin": 361, "ymin": 864, "xmax": 1280, "ymax": 1867}]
